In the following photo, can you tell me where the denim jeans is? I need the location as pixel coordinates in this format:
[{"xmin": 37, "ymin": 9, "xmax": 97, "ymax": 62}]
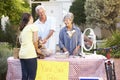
[{"xmin": 20, "ymin": 58, "xmax": 37, "ymax": 80}]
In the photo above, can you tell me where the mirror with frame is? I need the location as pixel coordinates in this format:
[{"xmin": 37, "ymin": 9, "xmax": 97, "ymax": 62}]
[{"xmin": 81, "ymin": 28, "xmax": 96, "ymax": 55}]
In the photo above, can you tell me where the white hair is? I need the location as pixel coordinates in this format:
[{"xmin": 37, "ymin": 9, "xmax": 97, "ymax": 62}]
[
  {"xmin": 35, "ymin": 5, "xmax": 46, "ymax": 14},
  {"xmin": 63, "ymin": 12, "xmax": 74, "ymax": 22}
]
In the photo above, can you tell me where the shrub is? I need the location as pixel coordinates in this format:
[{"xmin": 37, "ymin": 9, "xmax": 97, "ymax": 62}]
[
  {"xmin": 105, "ymin": 31, "xmax": 120, "ymax": 58},
  {"xmin": 69, "ymin": 0, "xmax": 86, "ymax": 26},
  {"xmin": 0, "ymin": 23, "xmax": 18, "ymax": 47},
  {"xmin": 0, "ymin": 43, "xmax": 12, "ymax": 80}
]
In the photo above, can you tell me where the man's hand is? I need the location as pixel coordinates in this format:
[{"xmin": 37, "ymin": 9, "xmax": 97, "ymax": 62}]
[{"xmin": 41, "ymin": 38, "xmax": 47, "ymax": 44}]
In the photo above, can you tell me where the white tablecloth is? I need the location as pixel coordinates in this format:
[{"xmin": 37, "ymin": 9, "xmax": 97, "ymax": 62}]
[{"xmin": 6, "ymin": 54, "xmax": 107, "ymax": 80}]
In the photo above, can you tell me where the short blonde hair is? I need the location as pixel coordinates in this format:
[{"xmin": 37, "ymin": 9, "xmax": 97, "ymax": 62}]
[
  {"xmin": 35, "ymin": 5, "xmax": 46, "ymax": 14},
  {"xmin": 63, "ymin": 12, "xmax": 74, "ymax": 22}
]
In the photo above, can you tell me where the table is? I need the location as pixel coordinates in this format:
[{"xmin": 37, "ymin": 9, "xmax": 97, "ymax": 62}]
[{"xmin": 6, "ymin": 54, "xmax": 107, "ymax": 80}]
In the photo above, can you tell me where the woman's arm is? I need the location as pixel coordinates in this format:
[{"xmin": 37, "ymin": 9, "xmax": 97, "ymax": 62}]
[
  {"xmin": 59, "ymin": 30, "xmax": 68, "ymax": 52},
  {"xmin": 33, "ymin": 31, "xmax": 41, "ymax": 54}
]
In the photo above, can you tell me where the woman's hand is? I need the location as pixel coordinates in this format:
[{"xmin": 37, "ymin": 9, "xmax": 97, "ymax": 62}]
[
  {"xmin": 36, "ymin": 49, "xmax": 41, "ymax": 54},
  {"xmin": 73, "ymin": 48, "xmax": 78, "ymax": 55},
  {"xmin": 73, "ymin": 46, "xmax": 80, "ymax": 55}
]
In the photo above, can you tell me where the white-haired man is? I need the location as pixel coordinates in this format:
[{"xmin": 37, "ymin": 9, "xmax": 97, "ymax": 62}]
[{"xmin": 34, "ymin": 5, "xmax": 56, "ymax": 54}]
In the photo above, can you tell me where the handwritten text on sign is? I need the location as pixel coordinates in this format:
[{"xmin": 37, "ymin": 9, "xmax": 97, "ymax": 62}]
[{"xmin": 35, "ymin": 60, "xmax": 69, "ymax": 80}]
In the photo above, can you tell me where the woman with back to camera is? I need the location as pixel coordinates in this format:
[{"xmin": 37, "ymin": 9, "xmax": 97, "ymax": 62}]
[{"xmin": 19, "ymin": 13, "xmax": 41, "ymax": 80}]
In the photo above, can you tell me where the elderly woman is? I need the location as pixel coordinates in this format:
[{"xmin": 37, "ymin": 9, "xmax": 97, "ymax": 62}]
[{"xmin": 59, "ymin": 12, "xmax": 81, "ymax": 55}]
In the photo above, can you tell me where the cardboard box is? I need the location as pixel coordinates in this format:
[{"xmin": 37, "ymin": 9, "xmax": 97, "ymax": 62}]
[{"xmin": 13, "ymin": 48, "xmax": 20, "ymax": 59}]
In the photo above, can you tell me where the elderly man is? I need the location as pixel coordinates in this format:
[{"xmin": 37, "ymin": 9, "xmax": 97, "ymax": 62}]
[
  {"xmin": 34, "ymin": 5, "xmax": 56, "ymax": 54},
  {"xmin": 59, "ymin": 12, "xmax": 81, "ymax": 55}
]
